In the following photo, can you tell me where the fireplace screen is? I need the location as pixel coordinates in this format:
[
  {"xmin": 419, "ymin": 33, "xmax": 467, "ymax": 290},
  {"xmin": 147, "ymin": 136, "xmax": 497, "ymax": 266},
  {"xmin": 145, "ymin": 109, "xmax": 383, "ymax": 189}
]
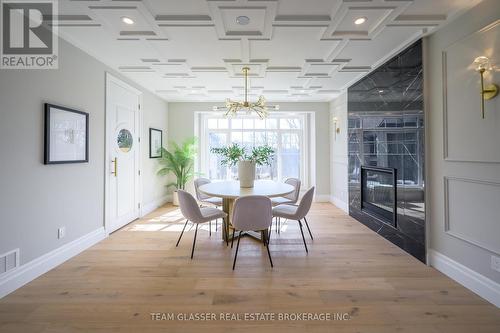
[{"xmin": 361, "ymin": 166, "xmax": 397, "ymax": 227}]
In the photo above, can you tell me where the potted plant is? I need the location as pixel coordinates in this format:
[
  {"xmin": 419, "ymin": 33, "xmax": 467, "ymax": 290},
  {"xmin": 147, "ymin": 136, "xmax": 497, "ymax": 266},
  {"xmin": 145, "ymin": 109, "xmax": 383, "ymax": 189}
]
[
  {"xmin": 157, "ymin": 137, "xmax": 197, "ymax": 205},
  {"xmin": 210, "ymin": 144, "xmax": 274, "ymax": 188}
]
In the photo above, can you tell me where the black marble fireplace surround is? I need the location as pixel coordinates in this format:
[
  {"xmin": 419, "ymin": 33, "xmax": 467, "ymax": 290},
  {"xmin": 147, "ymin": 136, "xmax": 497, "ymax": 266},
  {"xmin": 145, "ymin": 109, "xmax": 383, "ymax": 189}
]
[
  {"xmin": 347, "ymin": 40, "xmax": 425, "ymax": 262},
  {"xmin": 361, "ymin": 166, "xmax": 397, "ymax": 228}
]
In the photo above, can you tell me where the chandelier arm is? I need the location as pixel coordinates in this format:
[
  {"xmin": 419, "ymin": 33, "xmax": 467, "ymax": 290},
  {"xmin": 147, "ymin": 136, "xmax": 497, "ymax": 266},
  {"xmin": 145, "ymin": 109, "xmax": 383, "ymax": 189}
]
[
  {"xmin": 213, "ymin": 67, "xmax": 275, "ymax": 118},
  {"xmin": 251, "ymin": 106, "xmax": 265, "ymax": 119}
]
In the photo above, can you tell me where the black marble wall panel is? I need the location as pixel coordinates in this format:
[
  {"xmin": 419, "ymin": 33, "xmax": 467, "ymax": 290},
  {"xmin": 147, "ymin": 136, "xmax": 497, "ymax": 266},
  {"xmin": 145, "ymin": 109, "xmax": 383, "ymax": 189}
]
[{"xmin": 347, "ymin": 40, "xmax": 426, "ymax": 263}]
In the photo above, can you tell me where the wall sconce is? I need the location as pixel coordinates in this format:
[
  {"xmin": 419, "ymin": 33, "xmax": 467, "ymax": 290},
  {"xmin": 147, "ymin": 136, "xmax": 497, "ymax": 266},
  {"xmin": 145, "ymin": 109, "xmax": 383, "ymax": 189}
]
[
  {"xmin": 473, "ymin": 56, "xmax": 498, "ymax": 119},
  {"xmin": 333, "ymin": 117, "xmax": 340, "ymax": 140}
]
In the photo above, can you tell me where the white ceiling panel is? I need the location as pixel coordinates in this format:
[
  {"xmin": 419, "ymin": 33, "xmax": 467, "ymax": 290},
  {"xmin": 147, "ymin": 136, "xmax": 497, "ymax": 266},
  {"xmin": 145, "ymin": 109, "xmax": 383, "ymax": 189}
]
[
  {"xmin": 251, "ymin": 27, "xmax": 338, "ymax": 66},
  {"xmin": 55, "ymin": 0, "xmax": 483, "ymax": 102}
]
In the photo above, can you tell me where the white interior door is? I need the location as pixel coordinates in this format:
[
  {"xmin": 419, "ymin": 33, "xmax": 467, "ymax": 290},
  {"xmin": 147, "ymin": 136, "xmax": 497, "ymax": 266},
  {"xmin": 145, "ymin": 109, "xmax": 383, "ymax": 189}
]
[{"xmin": 106, "ymin": 74, "xmax": 141, "ymax": 233}]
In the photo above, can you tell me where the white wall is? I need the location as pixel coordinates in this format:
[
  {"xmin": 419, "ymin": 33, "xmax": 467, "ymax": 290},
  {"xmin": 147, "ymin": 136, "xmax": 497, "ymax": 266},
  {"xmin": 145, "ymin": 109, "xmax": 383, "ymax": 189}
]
[
  {"xmin": 329, "ymin": 92, "xmax": 348, "ymax": 212},
  {"xmin": 0, "ymin": 37, "xmax": 168, "ymax": 295},
  {"xmin": 167, "ymin": 102, "xmax": 331, "ymax": 197},
  {"xmin": 142, "ymin": 95, "xmax": 169, "ymax": 209},
  {"xmin": 424, "ymin": 0, "xmax": 500, "ymax": 306}
]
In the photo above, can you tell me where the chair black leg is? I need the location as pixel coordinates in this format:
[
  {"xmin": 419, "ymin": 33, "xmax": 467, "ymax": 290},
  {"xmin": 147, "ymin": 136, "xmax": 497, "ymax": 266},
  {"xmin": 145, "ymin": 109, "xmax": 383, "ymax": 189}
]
[
  {"xmin": 303, "ymin": 217, "xmax": 313, "ymax": 240},
  {"xmin": 190, "ymin": 224, "xmax": 198, "ymax": 259},
  {"xmin": 209, "ymin": 220, "xmax": 212, "ymax": 236},
  {"xmin": 264, "ymin": 230, "xmax": 273, "ymax": 267},
  {"xmin": 298, "ymin": 220, "xmax": 308, "ymax": 253},
  {"xmin": 224, "ymin": 218, "xmax": 229, "ymax": 246},
  {"xmin": 277, "ymin": 217, "xmax": 281, "ymax": 234},
  {"xmin": 221, "ymin": 218, "xmax": 225, "ymax": 242},
  {"xmin": 231, "ymin": 228, "xmax": 235, "ymax": 248},
  {"xmin": 232, "ymin": 231, "xmax": 242, "ymax": 270},
  {"xmin": 176, "ymin": 219, "xmax": 189, "ymax": 247}
]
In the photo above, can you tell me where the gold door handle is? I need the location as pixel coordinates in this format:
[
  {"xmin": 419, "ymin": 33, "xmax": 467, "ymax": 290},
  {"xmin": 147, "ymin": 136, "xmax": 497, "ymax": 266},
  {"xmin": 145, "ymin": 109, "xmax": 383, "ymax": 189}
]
[{"xmin": 111, "ymin": 157, "xmax": 118, "ymax": 177}]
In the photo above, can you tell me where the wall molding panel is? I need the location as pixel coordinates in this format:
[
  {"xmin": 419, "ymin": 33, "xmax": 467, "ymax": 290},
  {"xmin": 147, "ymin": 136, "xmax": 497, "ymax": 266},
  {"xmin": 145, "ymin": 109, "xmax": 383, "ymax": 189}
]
[
  {"xmin": 442, "ymin": 20, "xmax": 500, "ymax": 163},
  {"xmin": 443, "ymin": 176, "xmax": 500, "ymax": 255}
]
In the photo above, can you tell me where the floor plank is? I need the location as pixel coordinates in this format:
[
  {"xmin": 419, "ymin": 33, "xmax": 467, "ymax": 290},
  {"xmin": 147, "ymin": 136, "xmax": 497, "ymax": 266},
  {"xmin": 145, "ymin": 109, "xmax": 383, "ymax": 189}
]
[{"xmin": 0, "ymin": 203, "xmax": 498, "ymax": 332}]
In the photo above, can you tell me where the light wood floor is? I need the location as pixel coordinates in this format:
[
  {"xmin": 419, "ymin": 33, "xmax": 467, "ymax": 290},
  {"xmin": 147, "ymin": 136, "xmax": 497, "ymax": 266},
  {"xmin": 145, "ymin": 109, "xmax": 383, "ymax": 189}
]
[{"xmin": 1, "ymin": 203, "xmax": 499, "ymax": 332}]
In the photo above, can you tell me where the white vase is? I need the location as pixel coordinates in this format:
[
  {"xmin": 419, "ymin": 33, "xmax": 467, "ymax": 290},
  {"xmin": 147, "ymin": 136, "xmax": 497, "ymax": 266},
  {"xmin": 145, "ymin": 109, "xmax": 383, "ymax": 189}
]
[
  {"xmin": 172, "ymin": 191, "xmax": 179, "ymax": 206},
  {"xmin": 238, "ymin": 160, "xmax": 256, "ymax": 188}
]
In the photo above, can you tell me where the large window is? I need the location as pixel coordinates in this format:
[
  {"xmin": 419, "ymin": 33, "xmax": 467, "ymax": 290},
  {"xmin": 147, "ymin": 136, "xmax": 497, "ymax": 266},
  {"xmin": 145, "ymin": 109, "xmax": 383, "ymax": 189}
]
[{"xmin": 197, "ymin": 113, "xmax": 310, "ymax": 185}]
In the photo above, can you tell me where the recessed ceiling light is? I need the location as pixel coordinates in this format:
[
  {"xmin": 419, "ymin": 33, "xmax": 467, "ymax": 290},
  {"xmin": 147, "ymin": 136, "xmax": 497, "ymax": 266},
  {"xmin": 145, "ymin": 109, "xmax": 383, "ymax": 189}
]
[
  {"xmin": 236, "ymin": 15, "xmax": 250, "ymax": 25},
  {"xmin": 122, "ymin": 17, "xmax": 134, "ymax": 25},
  {"xmin": 378, "ymin": 89, "xmax": 384, "ymax": 93},
  {"xmin": 354, "ymin": 17, "xmax": 367, "ymax": 25}
]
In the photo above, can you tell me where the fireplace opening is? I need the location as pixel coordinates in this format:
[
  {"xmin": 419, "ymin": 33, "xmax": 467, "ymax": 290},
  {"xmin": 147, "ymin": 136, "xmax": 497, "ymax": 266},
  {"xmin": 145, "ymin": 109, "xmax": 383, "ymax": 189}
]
[{"xmin": 361, "ymin": 166, "xmax": 397, "ymax": 227}]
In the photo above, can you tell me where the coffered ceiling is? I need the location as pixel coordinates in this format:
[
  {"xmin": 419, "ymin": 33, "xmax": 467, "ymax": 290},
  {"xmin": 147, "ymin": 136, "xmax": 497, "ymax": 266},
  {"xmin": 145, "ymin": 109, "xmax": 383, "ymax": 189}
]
[{"xmin": 55, "ymin": 0, "xmax": 482, "ymax": 102}]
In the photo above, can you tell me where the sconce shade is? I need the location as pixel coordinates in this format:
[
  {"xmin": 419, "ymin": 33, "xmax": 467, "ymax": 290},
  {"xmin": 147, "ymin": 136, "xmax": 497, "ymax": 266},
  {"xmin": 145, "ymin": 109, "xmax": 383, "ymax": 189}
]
[
  {"xmin": 333, "ymin": 117, "xmax": 340, "ymax": 136},
  {"xmin": 474, "ymin": 56, "xmax": 491, "ymax": 71},
  {"xmin": 473, "ymin": 56, "xmax": 498, "ymax": 119}
]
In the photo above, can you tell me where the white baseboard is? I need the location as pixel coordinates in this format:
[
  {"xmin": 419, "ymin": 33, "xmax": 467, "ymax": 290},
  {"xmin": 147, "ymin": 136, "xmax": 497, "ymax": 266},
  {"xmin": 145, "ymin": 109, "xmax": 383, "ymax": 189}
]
[
  {"xmin": 330, "ymin": 195, "xmax": 349, "ymax": 213},
  {"xmin": 314, "ymin": 194, "xmax": 331, "ymax": 202},
  {"xmin": 428, "ymin": 249, "xmax": 500, "ymax": 308},
  {"xmin": 0, "ymin": 227, "xmax": 106, "ymax": 299},
  {"xmin": 141, "ymin": 195, "xmax": 169, "ymax": 216}
]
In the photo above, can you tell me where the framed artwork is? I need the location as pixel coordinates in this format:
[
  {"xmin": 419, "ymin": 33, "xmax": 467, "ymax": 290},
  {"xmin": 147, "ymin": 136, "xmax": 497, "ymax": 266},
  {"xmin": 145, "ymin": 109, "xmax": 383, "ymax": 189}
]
[
  {"xmin": 149, "ymin": 128, "xmax": 162, "ymax": 158},
  {"xmin": 44, "ymin": 103, "xmax": 89, "ymax": 164}
]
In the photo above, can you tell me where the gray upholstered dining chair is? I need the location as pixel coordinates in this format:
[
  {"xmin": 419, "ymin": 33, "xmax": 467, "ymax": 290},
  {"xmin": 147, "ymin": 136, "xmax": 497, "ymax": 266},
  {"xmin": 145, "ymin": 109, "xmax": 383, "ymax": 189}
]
[
  {"xmin": 271, "ymin": 178, "xmax": 301, "ymax": 233},
  {"xmin": 176, "ymin": 190, "xmax": 228, "ymax": 259},
  {"xmin": 194, "ymin": 178, "xmax": 223, "ymax": 235},
  {"xmin": 271, "ymin": 178, "xmax": 301, "ymax": 206},
  {"xmin": 194, "ymin": 178, "xmax": 223, "ymax": 206},
  {"xmin": 272, "ymin": 186, "xmax": 315, "ymax": 253},
  {"xmin": 230, "ymin": 195, "xmax": 273, "ymax": 270}
]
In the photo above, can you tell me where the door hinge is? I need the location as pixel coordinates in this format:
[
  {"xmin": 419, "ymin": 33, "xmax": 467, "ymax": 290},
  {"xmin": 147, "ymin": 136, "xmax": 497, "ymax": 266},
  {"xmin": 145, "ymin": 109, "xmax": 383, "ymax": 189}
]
[
  {"xmin": 138, "ymin": 170, "xmax": 141, "ymax": 176},
  {"xmin": 138, "ymin": 137, "xmax": 140, "ymax": 143},
  {"xmin": 138, "ymin": 203, "xmax": 141, "ymax": 209},
  {"xmin": 138, "ymin": 104, "xmax": 141, "ymax": 110}
]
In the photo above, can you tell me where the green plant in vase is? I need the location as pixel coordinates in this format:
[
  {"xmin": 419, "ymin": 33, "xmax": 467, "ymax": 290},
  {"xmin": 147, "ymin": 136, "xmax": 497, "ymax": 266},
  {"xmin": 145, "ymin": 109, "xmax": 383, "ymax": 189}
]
[
  {"xmin": 210, "ymin": 143, "xmax": 274, "ymax": 187},
  {"xmin": 157, "ymin": 137, "xmax": 198, "ymax": 205}
]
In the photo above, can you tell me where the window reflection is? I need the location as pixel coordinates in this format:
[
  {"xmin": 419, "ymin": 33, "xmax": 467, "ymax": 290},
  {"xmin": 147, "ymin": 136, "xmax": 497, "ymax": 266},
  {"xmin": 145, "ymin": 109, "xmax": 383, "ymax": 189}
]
[{"xmin": 348, "ymin": 113, "xmax": 424, "ymax": 186}]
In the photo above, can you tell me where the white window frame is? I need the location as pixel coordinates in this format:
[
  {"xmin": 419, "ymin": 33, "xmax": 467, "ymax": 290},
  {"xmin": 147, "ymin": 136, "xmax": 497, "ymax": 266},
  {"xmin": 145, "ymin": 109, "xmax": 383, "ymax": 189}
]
[{"xmin": 194, "ymin": 111, "xmax": 315, "ymax": 190}]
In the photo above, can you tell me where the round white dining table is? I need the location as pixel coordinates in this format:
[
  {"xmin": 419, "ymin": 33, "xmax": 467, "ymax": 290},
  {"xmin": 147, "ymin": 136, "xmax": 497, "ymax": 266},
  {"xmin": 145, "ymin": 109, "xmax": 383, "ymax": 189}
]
[{"xmin": 199, "ymin": 180, "xmax": 294, "ymax": 241}]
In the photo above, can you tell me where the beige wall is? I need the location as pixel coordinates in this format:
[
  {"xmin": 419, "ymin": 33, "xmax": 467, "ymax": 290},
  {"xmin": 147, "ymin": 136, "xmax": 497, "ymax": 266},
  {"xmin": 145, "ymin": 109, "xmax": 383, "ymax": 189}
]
[
  {"xmin": 329, "ymin": 92, "xmax": 348, "ymax": 212},
  {"xmin": 167, "ymin": 102, "xmax": 331, "ymax": 196},
  {"xmin": 424, "ymin": 0, "xmax": 500, "ymax": 285},
  {"xmin": 0, "ymin": 37, "xmax": 168, "ymax": 267}
]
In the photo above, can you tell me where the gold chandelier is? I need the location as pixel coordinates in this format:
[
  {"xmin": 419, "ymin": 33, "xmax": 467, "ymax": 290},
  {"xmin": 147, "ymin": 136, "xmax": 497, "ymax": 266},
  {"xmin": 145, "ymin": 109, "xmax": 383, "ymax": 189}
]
[{"xmin": 213, "ymin": 67, "xmax": 279, "ymax": 119}]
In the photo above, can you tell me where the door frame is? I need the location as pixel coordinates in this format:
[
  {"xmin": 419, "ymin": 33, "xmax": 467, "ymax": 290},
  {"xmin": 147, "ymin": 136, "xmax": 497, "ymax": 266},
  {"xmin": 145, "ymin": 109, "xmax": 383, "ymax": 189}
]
[{"xmin": 104, "ymin": 73, "xmax": 143, "ymax": 235}]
